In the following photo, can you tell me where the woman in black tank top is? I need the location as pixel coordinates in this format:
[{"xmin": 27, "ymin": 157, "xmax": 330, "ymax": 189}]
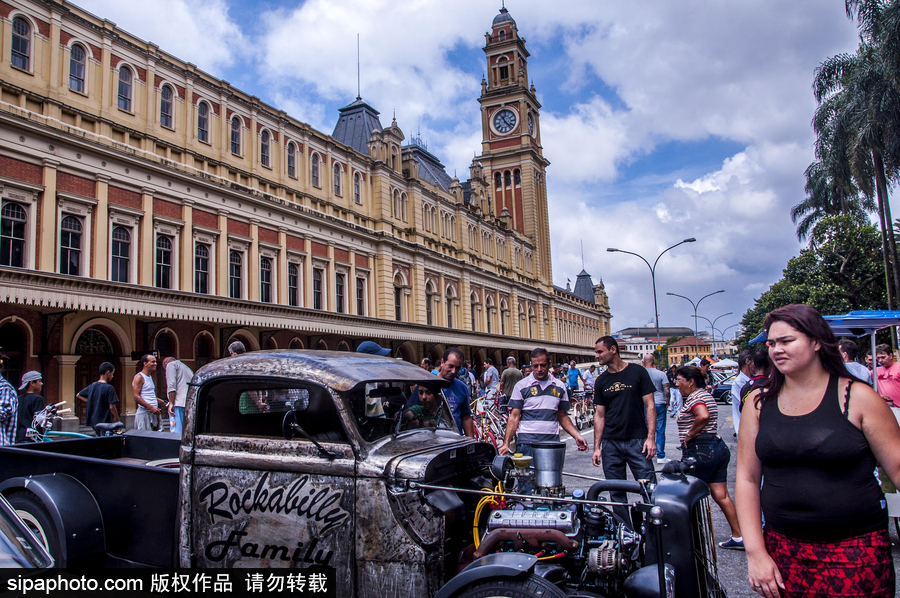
[{"xmin": 735, "ymin": 304, "xmax": 900, "ymax": 598}]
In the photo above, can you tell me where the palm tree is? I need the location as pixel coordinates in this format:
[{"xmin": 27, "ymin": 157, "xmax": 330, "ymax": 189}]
[
  {"xmin": 813, "ymin": 40, "xmax": 900, "ymax": 306},
  {"xmin": 791, "ymin": 159, "xmax": 873, "ymax": 242}
]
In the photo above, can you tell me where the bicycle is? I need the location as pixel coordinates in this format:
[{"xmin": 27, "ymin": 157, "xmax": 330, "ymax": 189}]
[
  {"xmin": 569, "ymin": 390, "xmax": 594, "ymax": 431},
  {"xmin": 26, "ymin": 401, "xmax": 125, "ymax": 442},
  {"xmin": 470, "ymin": 390, "xmax": 511, "ymax": 450}
]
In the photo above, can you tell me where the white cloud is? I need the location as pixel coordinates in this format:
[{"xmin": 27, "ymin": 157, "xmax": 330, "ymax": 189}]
[{"xmin": 76, "ymin": 0, "xmax": 247, "ymax": 72}]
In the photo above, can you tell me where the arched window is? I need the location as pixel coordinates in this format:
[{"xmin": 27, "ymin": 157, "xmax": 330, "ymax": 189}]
[
  {"xmin": 287, "ymin": 142, "xmax": 296, "ymax": 177},
  {"xmin": 425, "ymin": 283, "xmax": 435, "ymax": 326},
  {"xmin": 288, "ymin": 263, "xmax": 299, "ymax": 307},
  {"xmin": 155, "ymin": 235, "xmax": 173, "ymax": 289},
  {"xmin": 160, "ymin": 85, "xmax": 174, "ymax": 128},
  {"xmin": 197, "ymin": 102, "xmax": 209, "ymax": 143},
  {"xmin": 194, "ymin": 334, "xmax": 212, "ymax": 368},
  {"xmin": 110, "ymin": 226, "xmax": 130, "ymax": 283},
  {"xmin": 450, "ymin": 216, "xmax": 456, "ymax": 241},
  {"xmin": 69, "ymin": 44, "xmax": 86, "ymax": 93},
  {"xmin": 0, "ymin": 202, "xmax": 26, "ymax": 268},
  {"xmin": 260, "ymin": 257, "xmax": 272, "ymax": 302},
  {"xmin": 353, "ymin": 172, "xmax": 361, "ymax": 204},
  {"xmin": 311, "ymin": 153, "xmax": 320, "ymax": 187},
  {"xmin": 117, "ymin": 66, "xmax": 133, "ymax": 111},
  {"xmin": 495, "ymin": 172, "xmax": 502, "ymax": 189},
  {"xmin": 401, "ymin": 193, "xmax": 408, "ymax": 221},
  {"xmin": 422, "ymin": 202, "xmax": 429, "ymax": 232},
  {"xmin": 195, "ymin": 244, "xmax": 209, "ymax": 294},
  {"xmin": 230, "ymin": 116, "xmax": 242, "ymax": 155},
  {"xmin": 504, "ymin": 170, "xmax": 512, "ymax": 187},
  {"xmin": 393, "ymin": 190, "xmax": 401, "ymax": 219},
  {"xmin": 498, "ymin": 30, "xmax": 506, "ymax": 42},
  {"xmin": 313, "ymin": 268, "xmax": 323, "ymax": 310},
  {"xmin": 394, "ymin": 279, "xmax": 403, "ymax": 322},
  {"xmin": 11, "ymin": 17, "xmax": 31, "ymax": 71},
  {"xmin": 229, "ymin": 251, "xmax": 242, "ymax": 299},
  {"xmin": 333, "ymin": 163, "xmax": 341, "ymax": 195},
  {"xmin": 260, "ymin": 130, "xmax": 270, "ymax": 167},
  {"xmin": 335, "ymin": 273, "xmax": 345, "ymax": 313},
  {"xmin": 514, "ymin": 169, "xmax": 521, "ymax": 185},
  {"xmin": 446, "ymin": 286, "xmax": 455, "ymax": 328},
  {"xmin": 471, "ymin": 294, "xmax": 478, "ymax": 331},
  {"xmin": 59, "ymin": 215, "xmax": 82, "ymax": 275}
]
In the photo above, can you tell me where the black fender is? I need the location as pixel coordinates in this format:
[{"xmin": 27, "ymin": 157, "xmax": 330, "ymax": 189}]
[
  {"xmin": 434, "ymin": 553, "xmax": 538, "ymax": 598},
  {"xmin": 0, "ymin": 473, "xmax": 106, "ymax": 563}
]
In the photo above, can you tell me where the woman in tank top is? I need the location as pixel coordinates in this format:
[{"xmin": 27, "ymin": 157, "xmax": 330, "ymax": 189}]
[{"xmin": 736, "ymin": 304, "xmax": 900, "ymax": 598}]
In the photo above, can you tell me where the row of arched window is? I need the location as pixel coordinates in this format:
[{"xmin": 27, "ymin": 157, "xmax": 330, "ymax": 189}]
[{"xmin": 494, "ymin": 169, "xmax": 522, "ymax": 189}]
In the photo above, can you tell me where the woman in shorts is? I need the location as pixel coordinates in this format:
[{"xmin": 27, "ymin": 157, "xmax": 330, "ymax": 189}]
[{"xmin": 675, "ymin": 365, "xmax": 743, "ymax": 550}]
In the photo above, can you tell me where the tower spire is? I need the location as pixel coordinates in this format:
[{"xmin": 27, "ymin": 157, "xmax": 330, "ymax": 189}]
[{"xmin": 356, "ymin": 33, "xmax": 361, "ymax": 100}]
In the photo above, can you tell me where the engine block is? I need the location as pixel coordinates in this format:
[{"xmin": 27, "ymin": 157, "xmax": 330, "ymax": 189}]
[{"xmin": 486, "ymin": 508, "xmax": 578, "ymax": 535}]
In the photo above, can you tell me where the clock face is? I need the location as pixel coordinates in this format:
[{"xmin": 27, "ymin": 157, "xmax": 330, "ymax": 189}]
[
  {"xmin": 493, "ymin": 109, "xmax": 518, "ymax": 135},
  {"xmin": 528, "ymin": 113, "xmax": 535, "ymax": 135}
]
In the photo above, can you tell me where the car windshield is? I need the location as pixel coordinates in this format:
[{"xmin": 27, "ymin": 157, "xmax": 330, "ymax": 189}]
[{"xmin": 342, "ymin": 381, "xmax": 456, "ymax": 442}]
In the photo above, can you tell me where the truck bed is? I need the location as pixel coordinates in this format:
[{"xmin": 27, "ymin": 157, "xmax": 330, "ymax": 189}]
[{"xmin": 0, "ymin": 430, "xmax": 181, "ymax": 567}]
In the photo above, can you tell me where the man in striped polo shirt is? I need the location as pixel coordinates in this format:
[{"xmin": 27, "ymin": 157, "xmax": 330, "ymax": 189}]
[{"xmin": 499, "ymin": 348, "xmax": 589, "ymax": 458}]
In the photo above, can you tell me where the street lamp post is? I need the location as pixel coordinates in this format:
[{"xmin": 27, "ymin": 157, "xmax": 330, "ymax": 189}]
[
  {"xmin": 607, "ymin": 238, "xmax": 696, "ymax": 350},
  {"xmin": 697, "ymin": 312, "xmax": 733, "ymax": 357},
  {"xmin": 666, "ymin": 290, "xmax": 725, "ymax": 358},
  {"xmin": 720, "ymin": 324, "xmax": 740, "ymax": 344}
]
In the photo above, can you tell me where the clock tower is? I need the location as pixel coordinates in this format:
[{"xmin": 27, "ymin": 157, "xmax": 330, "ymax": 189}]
[{"xmin": 478, "ymin": 7, "xmax": 553, "ymax": 288}]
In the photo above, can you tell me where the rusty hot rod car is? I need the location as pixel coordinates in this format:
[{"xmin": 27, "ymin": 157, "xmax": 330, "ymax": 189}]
[{"xmin": 0, "ymin": 351, "xmax": 726, "ymax": 598}]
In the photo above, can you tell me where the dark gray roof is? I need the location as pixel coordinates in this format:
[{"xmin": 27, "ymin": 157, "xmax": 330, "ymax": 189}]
[
  {"xmin": 572, "ymin": 270, "xmax": 595, "ymax": 304},
  {"xmin": 493, "ymin": 7, "xmax": 516, "ymax": 27},
  {"xmin": 332, "ymin": 98, "xmax": 384, "ymax": 156},
  {"xmin": 404, "ymin": 142, "xmax": 454, "ymax": 192}
]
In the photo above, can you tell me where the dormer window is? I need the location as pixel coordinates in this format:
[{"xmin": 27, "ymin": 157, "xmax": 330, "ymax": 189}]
[{"xmin": 498, "ymin": 30, "xmax": 506, "ymax": 42}]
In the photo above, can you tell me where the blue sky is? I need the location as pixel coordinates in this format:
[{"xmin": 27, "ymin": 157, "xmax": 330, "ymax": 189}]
[{"xmin": 77, "ymin": 0, "xmax": 868, "ymax": 337}]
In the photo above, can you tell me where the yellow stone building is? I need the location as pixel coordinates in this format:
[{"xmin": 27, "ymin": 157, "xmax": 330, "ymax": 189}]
[{"xmin": 0, "ymin": 2, "xmax": 611, "ymax": 426}]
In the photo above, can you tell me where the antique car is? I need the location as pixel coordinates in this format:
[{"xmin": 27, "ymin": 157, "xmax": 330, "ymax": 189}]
[{"xmin": 0, "ymin": 351, "xmax": 726, "ymax": 597}]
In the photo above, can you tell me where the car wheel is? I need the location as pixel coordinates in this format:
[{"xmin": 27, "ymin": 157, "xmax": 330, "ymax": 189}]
[
  {"xmin": 721, "ymin": 391, "xmax": 732, "ymax": 405},
  {"xmin": 453, "ymin": 574, "xmax": 567, "ymax": 598},
  {"xmin": 8, "ymin": 492, "xmax": 65, "ymax": 567}
]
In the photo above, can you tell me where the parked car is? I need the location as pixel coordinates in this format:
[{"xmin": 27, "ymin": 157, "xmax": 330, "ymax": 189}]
[{"xmin": 709, "ymin": 372, "xmax": 736, "ymax": 404}]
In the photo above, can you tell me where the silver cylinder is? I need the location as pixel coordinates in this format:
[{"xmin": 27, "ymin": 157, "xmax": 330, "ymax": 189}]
[{"xmin": 531, "ymin": 442, "xmax": 566, "ymax": 489}]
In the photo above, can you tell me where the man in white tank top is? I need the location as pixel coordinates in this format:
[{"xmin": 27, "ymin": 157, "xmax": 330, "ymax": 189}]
[{"xmin": 133, "ymin": 354, "xmax": 162, "ymax": 431}]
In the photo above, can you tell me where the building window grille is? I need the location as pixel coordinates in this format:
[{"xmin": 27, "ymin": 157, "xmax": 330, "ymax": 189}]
[
  {"xmin": 195, "ymin": 244, "xmax": 209, "ymax": 294},
  {"xmin": 69, "ymin": 44, "xmax": 86, "ymax": 93},
  {"xmin": 118, "ymin": 66, "xmax": 133, "ymax": 111},
  {"xmin": 197, "ymin": 103, "xmax": 209, "ymax": 142},
  {"xmin": 313, "ymin": 268, "xmax": 323, "ymax": 310},
  {"xmin": 60, "ymin": 215, "xmax": 82, "ymax": 275},
  {"xmin": 231, "ymin": 117, "xmax": 242, "ymax": 155},
  {"xmin": 260, "ymin": 257, "xmax": 272, "ymax": 302},
  {"xmin": 287, "ymin": 143, "xmax": 296, "ymax": 177},
  {"xmin": 160, "ymin": 85, "xmax": 174, "ymax": 128},
  {"xmin": 229, "ymin": 251, "xmax": 242, "ymax": 299},
  {"xmin": 260, "ymin": 130, "xmax": 270, "ymax": 167},
  {"xmin": 0, "ymin": 202, "xmax": 26, "ymax": 268},
  {"xmin": 335, "ymin": 273, "xmax": 345, "ymax": 314},
  {"xmin": 156, "ymin": 235, "xmax": 173, "ymax": 289},
  {"xmin": 11, "ymin": 18, "xmax": 30, "ymax": 71},
  {"xmin": 111, "ymin": 226, "xmax": 130, "ymax": 282},
  {"xmin": 288, "ymin": 264, "xmax": 299, "ymax": 307},
  {"xmin": 356, "ymin": 277, "xmax": 365, "ymax": 315}
]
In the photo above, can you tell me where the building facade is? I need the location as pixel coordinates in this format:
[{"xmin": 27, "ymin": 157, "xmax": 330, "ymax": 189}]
[
  {"xmin": 0, "ymin": 2, "xmax": 611, "ymax": 427},
  {"xmin": 667, "ymin": 337, "xmax": 712, "ymax": 364}
]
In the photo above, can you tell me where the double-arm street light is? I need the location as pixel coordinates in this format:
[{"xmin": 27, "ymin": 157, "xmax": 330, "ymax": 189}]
[
  {"xmin": 697, "ymin": 312, "xmax": 733, "ymax": 356},
  {"xmin": 666, "ymin": 290, "xmax": 725, "ymax": 358},
  {"xmin": 607, "ymin": 238, "xmax": 696, "ymax": 349}
]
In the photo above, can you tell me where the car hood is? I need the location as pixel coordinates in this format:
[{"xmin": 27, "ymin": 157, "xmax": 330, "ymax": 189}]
[{"xmin": 363, "ymin": 430, "xmax": 495, "ymax": 483}]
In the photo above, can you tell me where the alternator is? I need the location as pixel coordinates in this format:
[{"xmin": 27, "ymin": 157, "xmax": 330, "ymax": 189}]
[{"xmin": 588, "ymin": 540, "xmax": 619, "ymax": 573}]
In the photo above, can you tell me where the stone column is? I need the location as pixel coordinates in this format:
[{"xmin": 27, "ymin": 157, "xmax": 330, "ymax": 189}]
[
  {"xmin": 374, "ymin": 244, "xmax": 393, "ymax": 320},
  {"xmin": 216, "ymin": 210, "xmax": 229, "ymax": 296},
  {"xmin": 181, "ymin": 199, "xmax": 194, "ymax": 291},
  {"xmin": 326, "ymin": 245, "xmax": 336, "ymax": 312},
  {"xmin": 139, "ymin": 188, "xmax": 155, "ymax": 286},
  {"xmin": 438, "ymin": 274, "xmax": 446, "ymax": 327},
  {"xmin": 39, "ymin": 159, "xmax": 58, "ymax": 272},
  {"xmin": 303, "ymin": 238, "xmax": 314, "ymax": 308},
  {"xmin": 48, "ymin": 11, "xmax": 62, "ymax": 92},
  {"xmin": 510, "ymin": 290, "xmax": 520, "ymax": 337},
  {"xmin": 249, "ymin": 219, "xmax": 259, "ymax": 301},
  {"xmin": 100, "ymin": 33, "xmax": 112, "ymax": 117},
  {"xmin": 461, "ymin": 273, "xmax": 472, "ymax": 332},
  {"xmin": 411, "ymin": 256, "xmax": 425, "ymax": 324},
  {"xmin": 278, "ymin": 228, "xmax": 288, "ymax": 305},
  {"xmin": 54, "ymin": 355, "xmax": 81, "ymax": 431},
  {"xmin": 118, "ymin": 358, "xmax": 140, "ymax": 429},
  {"xmin": 93, "ymin": 174, "xmax": 110, "ymax": 280},
  {"xmin": 348, "ymin": 250, "xmax": 357, "ymax": 315}
]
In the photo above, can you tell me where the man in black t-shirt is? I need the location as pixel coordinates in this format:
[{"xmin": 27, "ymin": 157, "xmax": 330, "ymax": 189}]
[
  {"xmin": 15, "ymin": 371, "xmax": 45, "ymax": 443},
  {"xmin": 592, "ymin": 336, "xmax": 657, "ymax": 526},
  {"xmin": 76, "ymin": 362, "xmax": 121, "ymax": 430}
]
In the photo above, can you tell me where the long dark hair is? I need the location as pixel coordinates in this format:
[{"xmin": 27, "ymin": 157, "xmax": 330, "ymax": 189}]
[{"xmin": 757, "ymin": 304, "xmax": 865, "ymax": 405}]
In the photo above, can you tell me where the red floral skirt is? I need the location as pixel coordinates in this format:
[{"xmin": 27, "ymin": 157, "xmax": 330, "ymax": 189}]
[{"xmin": 764, "ymin": 528, "xmax": 894, "ymax": 597}]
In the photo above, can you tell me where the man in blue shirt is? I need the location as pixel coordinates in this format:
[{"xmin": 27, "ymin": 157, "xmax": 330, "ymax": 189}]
[
  {"xmin": 567, "ymin": 360, "xmax": 583, "ymax": 396},
  {"xmin": 411, "ymin": 348, "xmax": 474, "ymax": 437}
]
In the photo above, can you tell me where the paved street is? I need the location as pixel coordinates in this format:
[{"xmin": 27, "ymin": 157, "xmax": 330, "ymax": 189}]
[{"xmin": 559, "ymin": 403, "xmax": 900, "ymax": 597}]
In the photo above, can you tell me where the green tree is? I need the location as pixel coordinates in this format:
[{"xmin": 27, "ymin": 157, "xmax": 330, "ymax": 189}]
[
  {"xmin": 653, "ymin": 335, "xmax": 684, "ymax": 369},
  {"xmin": 736, "ymin": 215, "xmax": 886, "ymax": 351}
]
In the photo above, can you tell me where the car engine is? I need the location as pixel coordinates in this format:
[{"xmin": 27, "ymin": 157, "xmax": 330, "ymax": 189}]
[{"xmin": 472, "ymin": 442, "xmax": 653, "ymax": 597}]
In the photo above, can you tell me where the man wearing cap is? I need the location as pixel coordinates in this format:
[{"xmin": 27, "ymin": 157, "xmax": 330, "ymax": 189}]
[
  {"xmin": 16, "ymin": 371, "xmax": 45, "ymax": 443},
  {"xmin": 356, "ymin": 340, "xmax": 390, "ymax": 357},
  {"xmin": 0, "ymin": 370, "xmax": 17, "ymax": 446},
  {"xmin": 76, "ymin": 362, "xmax": 120, "ymax": 430}
]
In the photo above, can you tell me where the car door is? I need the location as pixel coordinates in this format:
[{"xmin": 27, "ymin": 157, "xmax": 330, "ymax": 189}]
[{"xmin": 186, "ymin": 378, "xmax": 356, "ymax": 594}]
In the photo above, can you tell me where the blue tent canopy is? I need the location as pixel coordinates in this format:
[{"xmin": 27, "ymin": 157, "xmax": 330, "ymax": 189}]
[{"xmin": 748, "ymin": 310, "xmax": 900, "ymax": 392}]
